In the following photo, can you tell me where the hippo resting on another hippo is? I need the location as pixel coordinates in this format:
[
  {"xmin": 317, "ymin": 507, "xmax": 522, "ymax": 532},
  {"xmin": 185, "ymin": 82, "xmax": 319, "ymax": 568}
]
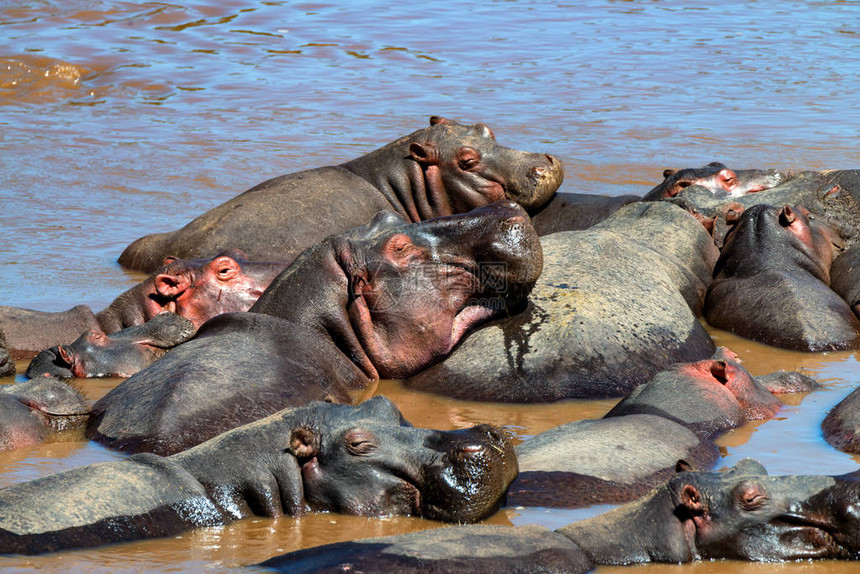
[
  {"xmin": 0, "ymin": 396, "xmax": 517, "ymax": 555},
  {"xmin": 0, "ymin": 376, "xmax": 90, "ymax": 452},
  {"xmin": 26, "ymin": 312, "xmax": 196, "ymax": 379},
  {"xmin": 642, "ymin": 162, "xmax": 786, "ymax": 201},
  {"xmin": 830, "ymin": 245, "xmax": 860, "ymax": 319},
  {"xmin": 261, "ymin": 459, "xmax": 860, "ymax": 572},
  {"xmin": 89, "ymin": 201, "xmax": 542, "ymax": 455},
  {"xmin": 405, "ymin": 200, "xmax": 719, "ymax": 401},
  {"xmin": 705, "ymin": 203, "xmax": 860, "ymax": 351},
  {"xmin": 118, "ymin": 116, "xmax": 564, "ymax": 273},
  {"xmin": 0, "ymin": 250, "xmax": 284, "ymax": 354},
  {"xmin": 508, "ymin": 347, "xmax": 815, "ymax": 509}
]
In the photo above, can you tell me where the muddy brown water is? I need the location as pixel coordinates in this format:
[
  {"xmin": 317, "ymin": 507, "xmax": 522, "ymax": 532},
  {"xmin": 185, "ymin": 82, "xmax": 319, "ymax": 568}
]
[{"xmin": 2, "ymin": 0, "xmax": 860, "ymax": 571}]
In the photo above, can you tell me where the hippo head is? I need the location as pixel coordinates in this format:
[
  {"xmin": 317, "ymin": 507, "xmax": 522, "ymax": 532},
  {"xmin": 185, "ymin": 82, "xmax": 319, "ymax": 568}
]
[
  {"xmin": 253, "ymin": 200, "xmax": 543, "ymax": 380},
  {"xmin": 291, "ymin": 397, "xmax": 518, "ymax": 522},
  {"xmin": 644, "ymin": 162, "xmax": 784, "ymax": 201},
  {"xmin": 148, "ymin": 250, "xmax": 285, "ymax": 328},
  {"xmin": 715, "ymin": 203, "xmax": 842, "ymax": 284},
  {"xmin": 175, "ymin": 396, "xmax": 518, "ymax": 524},
  {"xmin": 0, "ymin": 328, "xmax": 13, "ymax": 378},
  {"xmin": 3, "ymin": 376, "xmax": 90, "ymax": 432},
  {"xmin": 26, "ymin": 312, "xmax": 196, "ymax": 379},
  {"xmin": 669, "ymin": 459, "xmax": 860, "ymax": 561}
]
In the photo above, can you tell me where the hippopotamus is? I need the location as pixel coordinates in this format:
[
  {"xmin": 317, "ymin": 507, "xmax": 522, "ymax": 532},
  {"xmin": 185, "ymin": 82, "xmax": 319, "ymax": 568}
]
[
  {"xmin": 404, "ymin": 201, "xmax": 718, "ymax": 401},
  {"xmin": 0, "ymin": 328, "xmax": 13, "ymax": 377},
  {"xmin": 705, "ymin": 203, "xmax": 860, "ymax": 351},
  {"xmin": 604, "ymin": 347, "xmax": 783, "ymax": 439},
  {"xmin": 0, "ymin": 396, "xmax": 517, "ymax": 555},
  {"xmin": 642, "ymin": 162, "xmax": 785, "ymax": 201},
  {"xmin": 822, "ymin": 386, "xmax": 860, "ymax": 454},
  {"xmin": 261, "ymin": 459, "xmax": 860, "ymax": 570},
  {"xmin": 529, "ymin": 191, "xmax": 641, "ymax": 235},
  {"xmin": 89, "ymin": 201, "xmax": 542, "ymax": 455},
  {"xmin": 0, "ymin": 376, "xmax": 90, "ymax": 451},
  {"xmin": 117, "ymin": 116, "xmax": 564, "ymax": 273},
  {"xmin": 0, "ymin": 250, "xmax": 284, "ymax": 354},
  {"xmin": 25, "ymin": 312, "xmax": 196, "ymax": 379},
  {"xmin": 830, "ymin": 245, "xmax": 860, "ymax": 319}
]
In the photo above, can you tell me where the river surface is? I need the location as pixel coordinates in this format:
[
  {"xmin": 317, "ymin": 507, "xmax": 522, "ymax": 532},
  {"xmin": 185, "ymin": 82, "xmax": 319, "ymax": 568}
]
[{"xmin": 1, "ymin": 0, "xmax": 859, "ymax": 571}]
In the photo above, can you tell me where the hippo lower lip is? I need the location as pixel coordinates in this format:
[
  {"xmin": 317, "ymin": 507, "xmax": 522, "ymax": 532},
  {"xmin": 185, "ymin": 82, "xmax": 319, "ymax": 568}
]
[{"xmin": 450, "ymin": 305, "xmax": 497, "ymax": 347}]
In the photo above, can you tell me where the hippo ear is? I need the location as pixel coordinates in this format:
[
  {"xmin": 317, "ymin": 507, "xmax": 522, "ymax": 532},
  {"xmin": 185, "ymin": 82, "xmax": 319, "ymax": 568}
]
[
  {"xmin": 680, "ymin": 484, "xmax": 705, "ymax": 514},
  {"xmin": 429, "ymin": 116, "xmax": 450, "ymax": 126},
  {"xmin": 662, "ymin": 168, "xmax": 676, "ymax": 178},
  {"xmin": 208, "ymin": 255, "xmax": 241, "ymax": 282},
  {"xmin": 350, "ymin": 269, "xmax": 369, "ymax": 299},
  {"xmin": 155, "ymin": 272, "xmax": 191, "ymax": 298},
  {"xmin": 675, "ymin": 460, "xmax": 694, "ymax": 473},
  {"xmin": 289, "ymin": 427, "xmax": 319, "ymax": 459},
  {"xmin": 409, "ymin": 142, "xmax": 439, "ymax": 166},
  {"xmin": 57, "ymin": 345, "xmax": 75, "ymax": 367}
]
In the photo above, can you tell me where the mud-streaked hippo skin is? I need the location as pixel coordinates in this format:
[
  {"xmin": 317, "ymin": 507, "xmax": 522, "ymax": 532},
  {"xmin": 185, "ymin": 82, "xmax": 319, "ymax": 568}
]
[
  {"xmin": 0, "ymin": 328, "xmax": 13, "ymax": 377},
  {"xmin": 0, "ymin": 397, "xmax": 518, "ymax": 555},
  {"xmin": 118, "ymin": 116, "xmax": 564, "ymax": 273},
  {"xmin": 0, "ymin": 376, "xmax": 90, "ymax": 452},
  {"xmin": 262, "ymin": 459, "xmax": 860, "ymax": 569},
  {"xmin": 507, "ymin": 414, "xmax": 718, "ymax": 509},
  {"xmin": 0, "ymin": 250, "xmax": 284, "ymax": 354},
  {"xmin": 642, "ymin": 162, "xmax": 785, "ymax": 201},
  {"xmin": 258, "ymin": 524, "xmax": 594, "ymax": 574},
  {"xmin": 26, "ymin": 312, "xmax": 196, "ymax": 379},
  {"xmin": 89, "ymin": 202, "xmax": 542, "ymax": 455},
  {"xmin": 604, "ymin": 347, "xmax": 783, "ymax": 439},
  {"xmin": 404, "ymin": 201, "xmax": 718, "ymax": 401},
  {"xmin": 705, "ymin": 203, "xmax": 860, "ymax": 351}
]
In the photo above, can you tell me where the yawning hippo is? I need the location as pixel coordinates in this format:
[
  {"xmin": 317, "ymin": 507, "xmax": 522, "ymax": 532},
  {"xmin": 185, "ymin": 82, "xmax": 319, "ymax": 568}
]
[
  {"xmin": 118, "ymin": 116, "xmax": 564, "ymax": 272},
  {"xmin": 0, "ymin": 250, "xmax": 284, "ymax": 354},
  {"xmin": 0, "ymin": 397, "xmax": 518, "ymax": 555},
  {"xmin": 89, "ymin": 201, "xmax": 542, "ymax": 455}
]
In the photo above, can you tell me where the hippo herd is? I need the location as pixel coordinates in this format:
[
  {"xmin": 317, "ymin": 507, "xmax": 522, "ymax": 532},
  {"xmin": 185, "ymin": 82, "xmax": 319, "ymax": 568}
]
[{"xmin": 2, "ymin": 117, "xmax": 860, "ymax": 570}]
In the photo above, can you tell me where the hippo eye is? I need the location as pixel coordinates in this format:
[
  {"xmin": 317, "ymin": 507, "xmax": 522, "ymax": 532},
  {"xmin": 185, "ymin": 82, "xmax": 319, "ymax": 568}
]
[
  {"xmin": 344, "ymin": 428, "xmax": 378, "ymax": 456},
  {"xmin": 736, "ymin": 482, "xmax": 769, "ymax": 511},
  {"xmin": 457, "ymin": 148, "xmax": 481, "ymax": 171}
]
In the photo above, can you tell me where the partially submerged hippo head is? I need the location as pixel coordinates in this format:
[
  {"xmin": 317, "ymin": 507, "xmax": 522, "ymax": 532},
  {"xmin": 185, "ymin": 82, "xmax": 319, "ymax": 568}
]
[
  {"xmin": 400, "ymin": 116, "xmax": 565, "ymax": 214},
  {"xmin": 560, "ymin": 459, "xmax": 860, "ymax": 563},
  {"xmin": 643, "ymin": 162, "xmax": 784, "ymax": 201},
  {"xmin": 282, "ymin": 398, "xmax": 518, "ymax": 522},
  {"xmin": 26, "ymin": 312, "xmax": 196, "ymax": 379},
  {"xmin": 0, "ymin": 327, "xmax": 13, "ymax": 377},
  {"xmin": 0, "ymin": 376, "xmax": 90, "ymax": 450},
  {"xmin": 253, "ymin": 199, "xmax": 543, "ymax": 379}
]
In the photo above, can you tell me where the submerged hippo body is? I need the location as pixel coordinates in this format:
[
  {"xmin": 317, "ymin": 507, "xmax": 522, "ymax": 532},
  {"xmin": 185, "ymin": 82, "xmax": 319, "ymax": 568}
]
[
  {"xmin": 705, "ymin": 204, "xmax": 860, "ymax": 351},
  {"xmin": 0, "ymin": 397, "xmax": 518, "ymax": 555},
  {"xmin": 642, "ymin": 162, "xmax": 785, "ymax": 201},
  {"xmin": 0, "ymin": 376, "xmax": 90, "ymax": 451},
  {"xmin": 0, "ymin": 250, "xmax": 284, "ymax": 354},
  {"xmin": 90, "ymin": 202, "xmax": 542, "ymax": 455},
  {"xmin": 118, "ymin": 116, "xmax": 564, "ymax": 273},
  {"xmin": 263, "ymin": 459, "xmax": 860, "ymax": 569},
  {"xmin": 405, "ymin": 201, "xmax": 718, "ymax": 401},
  {"xmin": 26, "ymin": 312, "xmax": 197, "ymax": 379}
]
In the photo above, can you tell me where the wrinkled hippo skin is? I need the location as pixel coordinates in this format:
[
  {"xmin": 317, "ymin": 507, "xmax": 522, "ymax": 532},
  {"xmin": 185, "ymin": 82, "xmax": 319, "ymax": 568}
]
[
  {"xmin": 705, "ymin": 203, "xmax": 860, "ymax": 351},
  {"xmin": 755, "ymin": 370, "xmax": 821, "ymax": 394},
  {"xmin": 26, "ymin": 312, "xmax": 196, "ymax": 379},
  {"xmin": 529, "ymin": 191, "xmax": 640, "ymax": 235},
  {"xmin": 822, "ymin": 387, "xmax": 860, "ymax": 454},
  {"xmin": 559, "ymin": 458, "xmax": 860, "ymax": 563},
  {"xmin": 0, "ymin": 376, "xmax": 90, "ymax": 451},
  {"xmin": 831, "ymin": 245, "xmax": 860, "ymax": 319},
  {"xmin": 0, "ymin": 327, "xmax": 13, "ymax": 377},
  {"xmin": 118, "ymin": 116, "xmax": 564, "ymax": 273},
  {"xmin": 263, "ymin": 459, "xmax": 860, "ymax": 568},
  {"xmin": 259, "ymin": 525, "xmax": 593, "ymax": 574},
  {"xmin": 642, "ymin": 162, "xmax": 785, "ymax": 201},
  {"xmin": 0, "ymin": 250, "xmax": 283, "ymax": 354},
  {"xmin": 605, "ymin": 347, "xmax": 782, "ymax": 439},
  {"xmin": 0, "ymin": 397, "xmax": 517, "ymax": 555},
  {"xmin": 89, "ymin": 202, "xmax": 542, "ymax": 455},
  {"xmin": 405, "ymin": 201, "xmax": 718, "ymax": 401},
  {"xmin": 507, "ymin": 415, "xmax": 718, "ymax": 508}
]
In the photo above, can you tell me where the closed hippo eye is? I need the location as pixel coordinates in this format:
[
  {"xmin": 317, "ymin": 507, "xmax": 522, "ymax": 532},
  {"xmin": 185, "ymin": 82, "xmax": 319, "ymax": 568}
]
[
  {"xmin": 735, "ymin": 481, "xmax": 770, "ymax": 511},
  {"xmin": 457, "ymin": 147, "xmax": 482, "ymax": 171},
  {"xmin": 343, "ymin": 428, "xmax": 378, "ymax": 456}
]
